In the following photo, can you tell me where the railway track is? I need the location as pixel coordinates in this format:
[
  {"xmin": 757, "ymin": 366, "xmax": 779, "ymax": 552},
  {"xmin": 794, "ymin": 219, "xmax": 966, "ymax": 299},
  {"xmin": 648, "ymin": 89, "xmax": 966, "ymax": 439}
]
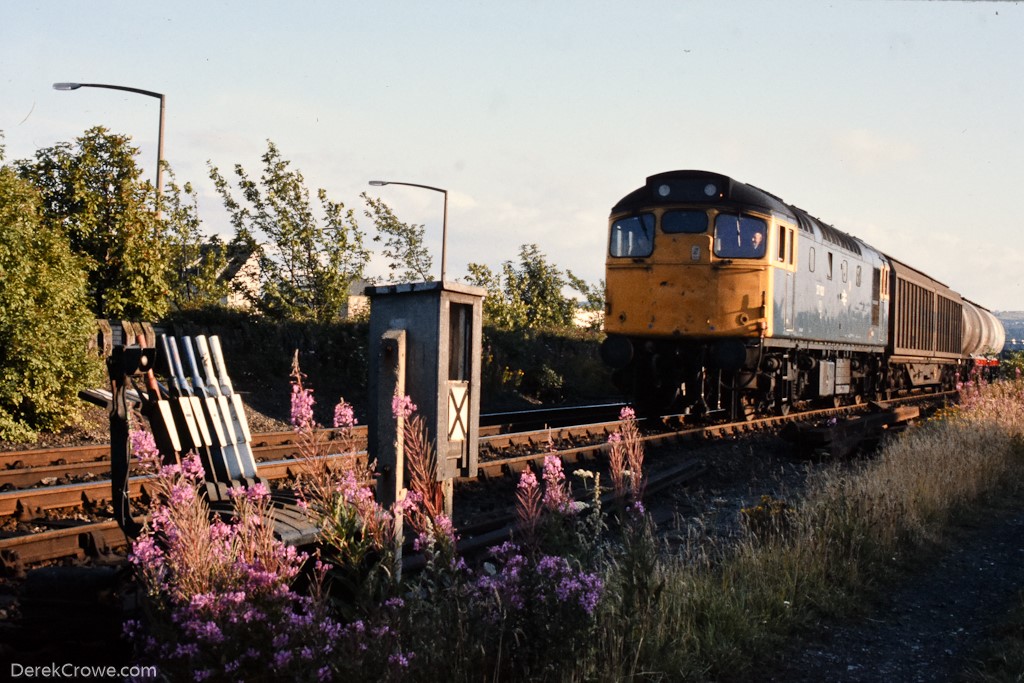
[{"xmin": 0, "ymin": 395, "xmax": 945, "ymax": 569}]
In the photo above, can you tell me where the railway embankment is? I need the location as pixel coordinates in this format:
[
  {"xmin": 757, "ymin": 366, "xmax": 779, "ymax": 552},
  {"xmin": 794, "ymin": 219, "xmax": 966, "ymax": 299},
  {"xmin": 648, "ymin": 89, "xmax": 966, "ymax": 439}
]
[{"xmin": 1, "ymin": 379, "xmax": 1022, "ymax": 679}]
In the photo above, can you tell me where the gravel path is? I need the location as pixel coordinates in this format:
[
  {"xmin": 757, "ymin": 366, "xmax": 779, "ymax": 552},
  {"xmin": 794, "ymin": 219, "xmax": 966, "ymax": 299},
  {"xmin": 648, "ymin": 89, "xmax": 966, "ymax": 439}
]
[{"xmin": 764, "ymin": 507, "xmax": 1024, "ymax": 682}]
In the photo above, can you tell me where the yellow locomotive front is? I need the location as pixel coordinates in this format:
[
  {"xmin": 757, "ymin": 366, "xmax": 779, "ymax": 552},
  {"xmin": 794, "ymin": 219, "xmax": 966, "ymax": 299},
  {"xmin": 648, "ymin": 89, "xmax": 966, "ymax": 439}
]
[
  {"xmin": 602, "ymin": 171, "xmax": 796, "ymax": 416},
  {"xmin": 605, "ymin": 203, "xmax": 771, "ymax": 339}
]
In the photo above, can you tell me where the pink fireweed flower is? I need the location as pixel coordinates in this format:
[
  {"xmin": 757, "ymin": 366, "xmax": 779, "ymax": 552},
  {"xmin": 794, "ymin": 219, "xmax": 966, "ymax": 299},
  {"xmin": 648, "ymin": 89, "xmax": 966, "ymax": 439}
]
[
  {"xmin": 290, "ymin": 384, "xmax": 316, "ymax": 431},
  {"xmin": 394, "ymin": 489, "xmax": 423, "ymax": 516},
  {"xmin": 607, "ymin": 432, "xmax": 622, "ymax": 444},
  {"xmin": 227, "ymin": 482, "xmax": 271, "ymax": 502},
  {"xmin": 332, "ymin": 399, "xmax": 357, "ymax": 431},
  {"xmin": 247, "ymin": 481, "xmax": 271, "ymax": 501},
  {"xmin": 516, "ymin": 468, "xmax": 542, "ymax": 537},
  {"xmin": 619, "ymin": 406, "xmax": 636, "ymax": 421},
  {"xmin": 181, "ymin": 453, "xmax": 206, "ymax": 480},
  {"xmin": 542, "ymin": 454, "xmax": 574, "ymax": 514},
  {"xmin": 517, "ymin": 467, "xmax": 539, "ymax": 494},
  {"xmin": 392, "ymin": 394, "xmax": 417, "ymax": 420},
  {"xmin": 168, "ymin": 482, "xmax": 197, "ymax": 507},
  {"xmin": 128, "ymin": 534, "xmax": 164, "ymax": 567},
  {"xmin": 434, "ymin": 514, "xmax": 457, "ymax": 544},
  {"xmin": 130, "ymin": 429, "xmax": 160, "ymax": 461}
]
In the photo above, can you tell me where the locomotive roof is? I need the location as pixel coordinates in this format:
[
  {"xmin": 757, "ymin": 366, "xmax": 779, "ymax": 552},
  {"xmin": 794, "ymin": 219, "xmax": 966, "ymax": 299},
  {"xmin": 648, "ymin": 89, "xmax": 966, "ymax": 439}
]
[
  {"xmin": 612, "ymin": 170, "xmax": 866, "ymax": 256},
  {"xmin": 611, "ymin": 170, "xmax": 796, "ymax": 217}
]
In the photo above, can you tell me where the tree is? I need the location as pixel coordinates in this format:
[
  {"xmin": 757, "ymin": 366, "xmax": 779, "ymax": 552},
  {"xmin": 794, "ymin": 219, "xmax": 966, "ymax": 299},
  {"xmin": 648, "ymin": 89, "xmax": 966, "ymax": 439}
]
[
  {"xmin": 466, "ymin": 261, "xmax": 527, "ymax": 328},
  {"xmin": 362, "ymin": 192, "xmax": 433, "ymax": 283},
  {"xmin": 0, "ymin": 150, "xmax": 101, "ymax": 442},
  {"xmin": 161, "ymin": 167, "xmax": 230, "ymax": 310},
  {"xmin": 208, "ymin": 141, "xmax": 370, "ymax": 322},
  {"xmin": 465, "ymin": 244, "xmax": 599, "ymax": 330},
  {"xmin": 566, "ymin": 272, "xmax": 605, "ymax": 331},
  {"xmin": 16, "ymin": 126, "xmax": 170, "ymax": 320}
]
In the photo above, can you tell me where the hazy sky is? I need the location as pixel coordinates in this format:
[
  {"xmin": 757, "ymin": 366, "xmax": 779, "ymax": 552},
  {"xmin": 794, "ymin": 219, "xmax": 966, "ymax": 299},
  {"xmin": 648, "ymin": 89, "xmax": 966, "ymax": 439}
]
[{"xmin": 3, "ymin": 1, "xmax": 1023, "ymax": 310}]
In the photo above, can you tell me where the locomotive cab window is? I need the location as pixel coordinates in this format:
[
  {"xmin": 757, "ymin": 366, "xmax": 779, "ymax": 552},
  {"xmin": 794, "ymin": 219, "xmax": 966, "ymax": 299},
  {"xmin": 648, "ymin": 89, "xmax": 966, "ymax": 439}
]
[
  {"xmin": 662, "ymin": 210, "xmax": 708, "ymax": 234},
  {"xmin": 713, "ymin": 213, "xmax": 767, "ymax": 259},
  {"xmin": 610, "ymin": 213, "xmax": 655, "ymax": 258},
  {"xmin": 777, "ymin": 224, "xmax": 786, "ymax": 262}
]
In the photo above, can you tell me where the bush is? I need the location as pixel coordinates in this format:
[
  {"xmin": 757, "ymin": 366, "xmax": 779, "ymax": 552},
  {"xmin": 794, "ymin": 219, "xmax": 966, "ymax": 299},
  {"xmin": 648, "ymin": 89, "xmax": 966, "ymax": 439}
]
[
  {"xmin": 0, "ymin": 165, "xmax": 101, "ymax": 442},
  {"xmin": 164, "ymin": 308, "xmax": 369, "ymax": 426},
  {"xmin": 481, "ymin": 326, "xmax": 613, "ymax": 406},
  {"xmin": 165, "ymin": 309, "xmax": 614, "ymax": 422}
]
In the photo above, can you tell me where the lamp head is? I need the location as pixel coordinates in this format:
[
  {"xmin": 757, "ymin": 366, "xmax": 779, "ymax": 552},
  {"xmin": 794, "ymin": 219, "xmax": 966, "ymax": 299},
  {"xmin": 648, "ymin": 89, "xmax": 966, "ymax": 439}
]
[
  {"xmin": 368, "ymin": 180, "xmax": 388, "ymax": 187},
  {"xmin": 52, "ymin": 82, "xmax": 83, "ymax": 91}
]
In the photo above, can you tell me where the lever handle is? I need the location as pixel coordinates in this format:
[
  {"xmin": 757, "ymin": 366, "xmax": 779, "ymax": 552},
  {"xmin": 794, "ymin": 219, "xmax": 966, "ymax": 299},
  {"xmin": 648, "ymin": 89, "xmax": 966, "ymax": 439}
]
[
  {"xmin": 167, "ymin": 337, "xmax": 193, "ymax": 397},
  {"xmin": 181, "ymin": 336, "xmax": 206, "ymax": 394},
  {"xmin": 195, "ymin": 336, "xmax": 222, "ymax": 397},
  {"xmin": 209, "ymin": 336, "xmax": 234, "ymax": 394}
]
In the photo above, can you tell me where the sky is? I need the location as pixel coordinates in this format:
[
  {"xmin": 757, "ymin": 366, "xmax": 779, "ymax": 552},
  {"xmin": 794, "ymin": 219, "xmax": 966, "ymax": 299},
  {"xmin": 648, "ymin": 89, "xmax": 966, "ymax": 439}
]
[{"xmin": 3, "ymin": 0, "xmax": 1024, "ymax": 311}]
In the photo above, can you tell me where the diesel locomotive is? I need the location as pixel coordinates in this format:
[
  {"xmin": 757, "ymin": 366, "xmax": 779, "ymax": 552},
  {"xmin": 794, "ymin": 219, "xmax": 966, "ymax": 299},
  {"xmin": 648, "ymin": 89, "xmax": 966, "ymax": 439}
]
[{"xmin": 600, "ymin": 170, "xmax": 1005, "ymax": 418}]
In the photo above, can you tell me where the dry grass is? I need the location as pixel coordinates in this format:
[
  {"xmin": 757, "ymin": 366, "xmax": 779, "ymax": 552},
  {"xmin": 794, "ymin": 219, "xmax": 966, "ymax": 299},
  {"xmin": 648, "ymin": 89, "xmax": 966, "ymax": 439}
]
[{"xmin": 574, "ymin": 378, "xmax": 1024, "ymax": 681}]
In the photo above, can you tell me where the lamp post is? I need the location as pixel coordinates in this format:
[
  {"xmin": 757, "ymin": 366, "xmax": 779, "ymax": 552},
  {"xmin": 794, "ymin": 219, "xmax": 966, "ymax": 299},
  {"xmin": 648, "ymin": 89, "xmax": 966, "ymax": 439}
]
[
  {"xmin": 53, "ymin": 82, "xmax": 166, "ymax": 212},
  {"xmin": 369, "ymin": 180, "xmax": 449, "ymax": 283}
]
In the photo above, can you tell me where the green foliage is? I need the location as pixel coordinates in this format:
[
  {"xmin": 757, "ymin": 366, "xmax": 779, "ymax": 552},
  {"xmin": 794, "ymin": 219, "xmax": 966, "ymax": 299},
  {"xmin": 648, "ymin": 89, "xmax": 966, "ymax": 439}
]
[
  {"xmin": 567, "ymin": 272, "xmax": 604, "ymax": 308},
  {"xmin": 465, "ymin": 243, "xmax": 599, "ymax": 330},
  {"xmin": 361, "ymin": 192, "xmax": 433, "ymax": 282},
  {"xmin": 161, "ymin": 168, "xmax": 230, "ymax": 310},
  {"xmin": 480, "ymin": 326, "xmax": 613, "ymax": 405},
  {"xmin": 208, "ymin": 140, "xmax": 370, "ymax": 322},
  {"xmin": 16, "ymin": 127, "xmax": 169, "ymax": 319},
  {"xmin": 0, "ymin": 164, "xmax": 101, "ymax": 442},
  {"xmin": 1001, "ymin": 350, "xmax": 1024, "ymax": 379}
]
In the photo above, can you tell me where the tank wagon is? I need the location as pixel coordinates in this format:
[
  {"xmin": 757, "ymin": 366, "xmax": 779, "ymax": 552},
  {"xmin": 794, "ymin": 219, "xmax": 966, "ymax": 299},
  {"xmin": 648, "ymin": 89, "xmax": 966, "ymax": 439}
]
[{"xmin": 601, "ymin": 170, "xmax": 1004, "ymax": 418}]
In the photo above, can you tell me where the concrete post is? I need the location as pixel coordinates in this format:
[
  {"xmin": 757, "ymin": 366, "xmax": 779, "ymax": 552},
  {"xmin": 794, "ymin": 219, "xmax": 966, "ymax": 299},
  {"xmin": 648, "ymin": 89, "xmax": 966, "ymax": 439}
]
[{"xmin": 375, "ymin": 330, "xmax": 406, "ymax": 578}]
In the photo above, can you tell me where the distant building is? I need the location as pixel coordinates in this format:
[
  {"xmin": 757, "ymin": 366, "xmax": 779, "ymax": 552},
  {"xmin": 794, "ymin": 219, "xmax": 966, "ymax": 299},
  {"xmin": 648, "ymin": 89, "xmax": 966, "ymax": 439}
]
[
  {"xmin": 573, "ymin": 307, "xmax": 604, "ymax": 331},
  {"xmin": 342, "ymin": 278, "xmax": 373, "ymax": 319},
  {"xmin": 219, "ymin": 244, "xmax": 262, "ymax": 311}
]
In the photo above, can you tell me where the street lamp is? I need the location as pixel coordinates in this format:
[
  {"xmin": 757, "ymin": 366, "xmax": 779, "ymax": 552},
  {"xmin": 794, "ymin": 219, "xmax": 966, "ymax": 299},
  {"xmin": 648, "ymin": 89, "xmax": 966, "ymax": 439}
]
[
  {"xmin": 369, "ymin": 180, "xmax": 449, "ymax": 283},
  {"xmin": 53, "ymin": 82, "xmax": 166, "ymax": 211}
]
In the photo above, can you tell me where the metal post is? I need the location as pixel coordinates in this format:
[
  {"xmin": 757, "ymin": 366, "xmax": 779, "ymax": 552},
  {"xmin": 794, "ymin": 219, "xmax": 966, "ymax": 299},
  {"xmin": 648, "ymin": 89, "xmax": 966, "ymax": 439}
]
[
  {"xmin": 155, "ymin": 93, "xmax": 165, "ymax": 214},
  {"xmin": 368, "ymin": 180, "xmax": 449, "ymax": 282},
  {"xmin": 441, "ymin": 190, "xmax": 448, "ymax": 283},
  {"xmin": 53, "ymin": 82, "xmax": 166, "ymax": 215}
]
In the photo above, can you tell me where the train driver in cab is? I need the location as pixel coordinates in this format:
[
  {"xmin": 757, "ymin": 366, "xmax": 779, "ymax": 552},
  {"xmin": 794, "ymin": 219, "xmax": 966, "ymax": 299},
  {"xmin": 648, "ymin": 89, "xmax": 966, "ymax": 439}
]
[
  {"xmin": 750, "ymin": 230, "xmax": 764, "ymax": 254},
  {"xmin": 714, "ymin": 213, "xmax": 767, "ymax": 259}
]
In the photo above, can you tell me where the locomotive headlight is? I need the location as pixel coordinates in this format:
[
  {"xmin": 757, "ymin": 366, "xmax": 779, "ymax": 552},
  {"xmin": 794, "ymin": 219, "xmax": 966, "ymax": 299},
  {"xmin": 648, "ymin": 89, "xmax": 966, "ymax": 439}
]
[
  {"xmin": 704, "ymin": 183, "xmax": 717, "ymax": 197},
  {"xmin": 658, "ymin": 184, "xmax": 671, "ymax": 197}
]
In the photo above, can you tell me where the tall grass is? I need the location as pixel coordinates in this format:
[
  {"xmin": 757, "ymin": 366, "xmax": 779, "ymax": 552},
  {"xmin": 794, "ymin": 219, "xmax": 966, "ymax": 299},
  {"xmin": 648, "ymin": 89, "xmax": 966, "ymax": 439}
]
[{"xmin": 580, "ymin": 376, "xmax": 1024, "ymax": 680}]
